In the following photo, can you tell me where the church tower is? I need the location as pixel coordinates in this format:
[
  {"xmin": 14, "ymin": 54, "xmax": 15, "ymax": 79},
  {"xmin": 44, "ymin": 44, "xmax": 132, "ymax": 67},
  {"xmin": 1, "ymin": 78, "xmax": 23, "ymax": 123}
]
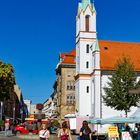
[{"xmin": 75, "ymin": 0, "xmax": 101, "ymax": 117}]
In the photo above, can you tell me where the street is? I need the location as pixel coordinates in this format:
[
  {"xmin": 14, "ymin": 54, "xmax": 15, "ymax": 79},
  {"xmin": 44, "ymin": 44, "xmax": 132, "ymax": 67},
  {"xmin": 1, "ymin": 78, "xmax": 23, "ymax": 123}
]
[{"xmin": 0, "ymin": 134, "xmax": 78, "ymax": 140}]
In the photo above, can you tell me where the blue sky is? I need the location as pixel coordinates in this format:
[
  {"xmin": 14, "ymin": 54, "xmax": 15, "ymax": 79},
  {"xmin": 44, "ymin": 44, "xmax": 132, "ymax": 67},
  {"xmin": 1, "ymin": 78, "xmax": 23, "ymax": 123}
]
[{"xmin": 0, "ymin": 0, "xmax": 140, "ymax": 104}]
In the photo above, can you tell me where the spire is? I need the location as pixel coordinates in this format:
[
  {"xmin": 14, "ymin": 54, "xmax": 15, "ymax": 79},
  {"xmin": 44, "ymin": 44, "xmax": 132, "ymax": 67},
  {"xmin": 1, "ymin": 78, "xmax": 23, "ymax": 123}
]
[
  {"xmin": 79, "ymin": 0, "xmax": 96, "ymax": 12},
  {"xmin": 95, "ymin": 40, "xmax": 100, "ymax": 51},
  {"xmin": 82, "ymin": 0, "xmax": 91, "ymax": 4},
  {"xmin": 82, "ymin": 0, "xmax": 91, "ymax": 9}
]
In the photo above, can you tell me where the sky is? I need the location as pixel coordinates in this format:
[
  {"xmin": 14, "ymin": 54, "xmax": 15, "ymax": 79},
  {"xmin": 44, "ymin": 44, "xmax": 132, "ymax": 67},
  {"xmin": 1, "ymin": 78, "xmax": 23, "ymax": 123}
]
[{"xmin": 0, "ymin": 0, "xmax": 140, "ymax": 104}]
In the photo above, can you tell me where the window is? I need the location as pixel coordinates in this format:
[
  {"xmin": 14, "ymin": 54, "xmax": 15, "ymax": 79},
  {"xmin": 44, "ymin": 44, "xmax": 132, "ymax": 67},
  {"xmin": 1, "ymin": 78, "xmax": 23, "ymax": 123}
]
[
  {"xmin": 67, "ymin": 95, "xmax": 75, "ymax": 105},
  {"xmin": 73, "ymin": 86, "xmax": 75, "ymax": 90},
  {"xmin": 86, "ymin": 44, "xmax": 89, "ymax": 53},
  {"xmin": 87, "ymin": 86, "xmax": 89, "ymax": 93},
  {"xmin": 67, "ymin": 81, "xmax": 75, "ymax": 91},
  {"xmin": 85, "ymin": 15, "xmax": 90, "ymax": 32},
  {"xmin": 86, "ymin": 61, "xmax": 89, "ymax": 68}
]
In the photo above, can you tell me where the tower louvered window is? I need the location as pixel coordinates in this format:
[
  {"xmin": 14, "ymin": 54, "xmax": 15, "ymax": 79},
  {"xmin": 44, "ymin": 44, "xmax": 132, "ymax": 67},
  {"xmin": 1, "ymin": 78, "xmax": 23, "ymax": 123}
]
[{"xmin": 85, "ymin": 15, "xmax": 90, "ymax": 32}]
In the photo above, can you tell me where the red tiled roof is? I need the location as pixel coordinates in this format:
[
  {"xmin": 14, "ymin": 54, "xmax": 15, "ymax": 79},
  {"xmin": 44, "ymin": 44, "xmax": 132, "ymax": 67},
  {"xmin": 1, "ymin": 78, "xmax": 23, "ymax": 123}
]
[
  {"xmin": 60, "ymin": 49, "xmax": 76, "ymax": 64},
  {"xmin": 60, "ymin": 53, "xmax": 67, "ymax": 59},
  {"xmin": 69, "ymin": 49, "xmax": 76, "ymax": 56},
  {"xmin": 60, "ymin": 40, "xmax": 140, "ymax": 71},
  {"xmin": 99, "ymin": 40, "xmax": 140, "ymax": 71}
]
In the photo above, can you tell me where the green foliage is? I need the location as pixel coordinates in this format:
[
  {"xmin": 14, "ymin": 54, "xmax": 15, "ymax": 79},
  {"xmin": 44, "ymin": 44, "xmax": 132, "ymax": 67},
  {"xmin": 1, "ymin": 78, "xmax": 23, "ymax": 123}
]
[
  {"xmin": 0, "ymin": 61, "xmax": 15, "ymax": 101},
  {"xmin": 0, "ymin": 120, "xmax": 4, "ymax": 126},
  {"xmin": 10, "ymin": 119, "xmax": 15, "ymax": 125},
  {"xmin": 51, "ymin": 120, "xmax": 60, "ymax": 127},
  {"xmin": 103, "ymin": 57, "xmax": 140, "ymax": 116}
]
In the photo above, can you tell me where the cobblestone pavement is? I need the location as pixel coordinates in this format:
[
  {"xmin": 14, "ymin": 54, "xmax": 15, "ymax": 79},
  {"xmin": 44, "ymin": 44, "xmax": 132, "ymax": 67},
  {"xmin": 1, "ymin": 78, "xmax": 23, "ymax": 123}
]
[{"xmin": 0, "ymin": 134, "xmax": 78, "ymax": 140}]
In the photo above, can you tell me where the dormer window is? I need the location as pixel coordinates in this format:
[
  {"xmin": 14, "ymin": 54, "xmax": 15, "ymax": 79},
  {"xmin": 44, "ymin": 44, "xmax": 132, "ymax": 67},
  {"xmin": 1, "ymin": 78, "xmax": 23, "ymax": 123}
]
[{"xmin": 85, "ymin": 15, "xmax": 90, "ymax": 32}]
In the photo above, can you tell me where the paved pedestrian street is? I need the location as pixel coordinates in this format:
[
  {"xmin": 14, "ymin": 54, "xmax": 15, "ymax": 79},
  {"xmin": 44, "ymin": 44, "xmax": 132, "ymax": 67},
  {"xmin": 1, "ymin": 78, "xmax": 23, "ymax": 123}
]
[{"xmin": 0, "ymin": 134, "xmax": 78, "ymax": 140}]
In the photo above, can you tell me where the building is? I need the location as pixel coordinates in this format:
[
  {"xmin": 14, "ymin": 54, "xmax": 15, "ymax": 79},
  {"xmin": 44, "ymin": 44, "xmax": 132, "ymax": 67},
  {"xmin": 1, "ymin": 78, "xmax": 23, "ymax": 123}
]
[
  {"xmin": 43, "ymin": 0, "xmax": 140, "ymax": 120},
  {"xmin": 24, "ymin": 100, "xmax": 43, "ymax": 118},
  {"xmin": 43, "ymin": 98, "xmax": 51, "ymax": 118},
  {"xmin": 43, "ymin": 96, "xmax": 56, "ymax": 118},
  {"xmin": 55, "ymin": 50, "xmax": 76, "ymax": 118},
  {"xmin": 75, "ymin": 0, "xmax": 140, "ymax": 119},
  {"xmin": 24, "ymin": 99, "xmax": 32, "ymax": 115},
  {"xmin": 14, "ymin": 85, "xmax": 27, "ymax": 119},
  {"xmin": 43, "ymin": 50, "xmax": 76, "ymax": 119},
  {"xmin": 3, "ymin": 92, "xmax": 20, "ymax": 119},
  {"xmin": 43, "ymin": 81, "xmax": 58, "ymax": 118},
  {"xmin": 30, "ymin": 104, "xmax": 38, "ymax": 115},
  {"xmin": 52, "ymin": 81, "xmax": 58, "ymax": 118},
  {"xmin": 0, "ymin": 85, "xmax": 25, "ymax": 120}
]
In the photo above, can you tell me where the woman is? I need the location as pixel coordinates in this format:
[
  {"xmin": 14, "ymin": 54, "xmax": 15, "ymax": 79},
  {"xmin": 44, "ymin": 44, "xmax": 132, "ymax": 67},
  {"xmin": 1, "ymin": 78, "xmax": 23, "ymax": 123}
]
[
  {"xmin": 39, "ymin": 123, "xmax": 50, "ymax": 140},
  {"xmin": 58, "ymin": 121, "xmax": 72, "ymax": 140},
  {"xmin": 79, "ymin": 121, "xmax": 92, "ymax": 140}
]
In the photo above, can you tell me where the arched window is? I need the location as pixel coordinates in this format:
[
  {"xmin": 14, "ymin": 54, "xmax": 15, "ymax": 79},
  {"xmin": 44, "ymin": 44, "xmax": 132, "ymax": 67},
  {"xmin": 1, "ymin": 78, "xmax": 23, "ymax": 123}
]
[
  {"xmin": 85, "ymin": 15, "xmax": 90, "ymax": 32},
  {"xmin": 86, "ymin": 44, "xmax": 89, "ymax": 53}
]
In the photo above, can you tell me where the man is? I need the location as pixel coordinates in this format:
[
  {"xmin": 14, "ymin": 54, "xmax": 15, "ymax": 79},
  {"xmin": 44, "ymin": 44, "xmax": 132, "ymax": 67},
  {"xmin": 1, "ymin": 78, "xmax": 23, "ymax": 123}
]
[{"xmin": 5, "ymin": 120, "xmax": 10, "ymax": 136}]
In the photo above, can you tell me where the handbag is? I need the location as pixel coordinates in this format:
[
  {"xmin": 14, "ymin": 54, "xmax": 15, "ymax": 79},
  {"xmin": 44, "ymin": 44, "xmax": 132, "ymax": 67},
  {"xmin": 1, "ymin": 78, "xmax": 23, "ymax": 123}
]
[{"xmin": 40, "ymin": 130, "xmax": 47, "ymax": 140}]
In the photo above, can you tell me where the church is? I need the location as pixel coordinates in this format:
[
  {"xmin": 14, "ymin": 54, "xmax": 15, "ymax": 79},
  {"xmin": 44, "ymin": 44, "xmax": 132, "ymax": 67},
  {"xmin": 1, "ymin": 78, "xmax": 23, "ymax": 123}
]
[
  {"xmin": 74, "ymin": 0, "xmax": 140, "ymax": 119},
  {"xmin": 55, "ymin": 0, "xmax": 140, "ymax": 120}
]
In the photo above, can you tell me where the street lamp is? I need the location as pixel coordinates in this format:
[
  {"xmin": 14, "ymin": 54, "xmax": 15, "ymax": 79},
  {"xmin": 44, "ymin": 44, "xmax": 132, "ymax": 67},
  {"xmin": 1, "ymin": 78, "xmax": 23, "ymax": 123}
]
[
  {"xmin": 13, "ymin": 103, "xmax": 15, "ymax": 120},
  {"xmin": 20, "ymin": 109, "xmax": 23, "ymax": 121},
  {"xmin": 0, "ymin": 101, "xmax": 3, "ymax": 120}
]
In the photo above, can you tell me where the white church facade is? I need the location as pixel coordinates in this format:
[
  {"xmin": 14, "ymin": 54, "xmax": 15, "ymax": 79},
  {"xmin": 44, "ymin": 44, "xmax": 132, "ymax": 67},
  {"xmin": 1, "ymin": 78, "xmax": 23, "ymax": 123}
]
[{"xmin": 75, "ymin": 0, "xmax": 140, "ymax": 119}]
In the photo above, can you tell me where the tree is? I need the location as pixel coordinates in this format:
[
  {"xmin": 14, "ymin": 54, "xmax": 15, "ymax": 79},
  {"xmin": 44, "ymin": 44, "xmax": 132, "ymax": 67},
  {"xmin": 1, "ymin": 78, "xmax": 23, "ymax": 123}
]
[
  {"xmin": 103, "ymin": 57, "xmax": 140, "ymax": 117},
  {"xmin": 0, "ymin": 61, "xmax": 15, "ymax": 101}
]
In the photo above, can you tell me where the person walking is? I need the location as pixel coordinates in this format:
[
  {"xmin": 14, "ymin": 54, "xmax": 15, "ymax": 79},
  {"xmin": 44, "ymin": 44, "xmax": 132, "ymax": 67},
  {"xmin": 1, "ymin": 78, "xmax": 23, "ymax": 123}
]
[
  {"xmin": 10, "ymin": 120, "xmax": 16, "ymax": 136},
  {"xmin": 39, "ymin": 123, "xmax": 50, "ymax": 140},
  {"xmin": 79, "ymin": 120, "xmax": 92, "ymax": 140},
  {"xmin": 57, "ymin": 121, "xmax": 72, "ymax": 140},
  {"xmin": 136, "ymin": 124, "xmax": 140, "ymax": 140},
  {"xmin": 5, "ymin": 120, "xmax": 10, "ymax": 137}
]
